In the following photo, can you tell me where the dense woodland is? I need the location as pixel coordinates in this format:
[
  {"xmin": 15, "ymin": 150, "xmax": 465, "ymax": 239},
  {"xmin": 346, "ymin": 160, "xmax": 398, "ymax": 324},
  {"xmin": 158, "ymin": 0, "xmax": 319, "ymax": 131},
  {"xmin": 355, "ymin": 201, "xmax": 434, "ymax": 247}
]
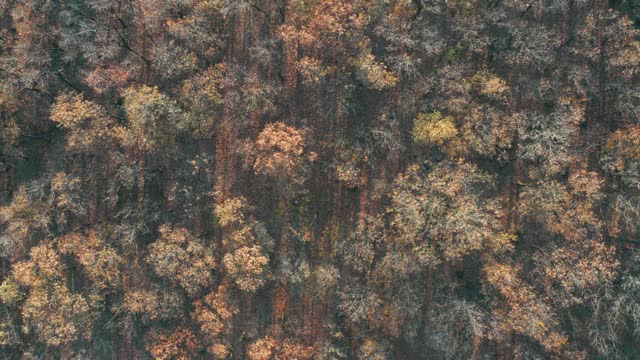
[{"xmin": 1, "ymin": 0, "xmax": 640, "ymax": 359}]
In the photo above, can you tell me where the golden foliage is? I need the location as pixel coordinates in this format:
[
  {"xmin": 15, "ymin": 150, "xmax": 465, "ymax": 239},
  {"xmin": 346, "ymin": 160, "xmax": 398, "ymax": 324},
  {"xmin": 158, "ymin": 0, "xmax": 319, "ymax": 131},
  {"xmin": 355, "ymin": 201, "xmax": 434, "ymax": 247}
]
[
  {"xmin": 279, "ymin": 0, "xmax": 369, "ymax": 47},
  {"xmin": 13, "ymin": 244, "xmax": 62, "ymax": 288},
  {"xmin": 0, "ymin": 187, "xmax": 49, "ymax": 260},
  {"xmin": 214, "ymin": 196, "xmax": 272, "ymax": 291},
  {"xmin": 222, "ymin": 245, "xmax": 269, "ymax": 292},
  {"xmin": 50, "ymin": 173, "xmax": 86, "ymax": 223},
  {"xmin": 145, "ymin": 327, "xmax": 201, "ymax": 360},
  {"xmin": 247, "ymin": 336, "xmax": 314, "ymax": 360},
  {"xmin": 0, "ymin": 1, "xmax": 638, "ymax": 358},
  {"xmin": 248, "ymin": 122, "xmax": 317, "ymax": 185},
  {"xmin": 22, "ymin": 284, "xmax": 98, "ymax": 347},
  {"xmin": 193, "ymin": 286, "xmax": 237, "ymax": 338},
  {"xmin": 57, "ymin": 232, "xmax": 122, "ymax": 289},
  {"xmin": 568, "ymin": 169, "xmax": 605, "ymax": 200},
  {"xmin": 612, "ymin": 40, "xmax": 640, "ymax": 79},
  {"xmin": 390, "ymin": 162, "xmax": 506, "ymax": 263},
  {"xmin": 180, "ymin": 64, "xmax": 226, "ymax": 136},
  {"xmin": 0, "ymin": 118, "xmax": 23, "ymax": 159},
  {"xmin": 412, "ymin": 112, "xmax": 458, "ymax": 146},
  {"xmin": 50, "ymin": 93, "xmax": 114, "ymax": 151},
  {"xmin": 181, "ymin": 65, "xmax": 225, "ymax": 110},
  {"xmin": 537, "ymin": 241, "xmax": 618, "ymax": 305},
  {"xmin": 485, "ymin": 262, "xmax": 568, "ymax": 354},
  {"xmin": 0, "ymin": 278, "xmax": 23, "ymax": 306},
  {"xmin": 521, "ymin": 171, "xmax": 604, "ymax": 243},
  {"xmin": 123, "ymin": 289, "xmax": 159, "ymax": 317},
  {"xmin": 354, "ymin": 52, "xmax": 398, "ymax": 90},
  {"xmin": 146, "ymin": 225, "xmax": 216, "ymax": 296},
  {"xmin": 357, "ymin": 339, "xmax": 388, "ymax": 360},
  {"xmin": 214, "ymin": 195, "xmax": 253, "ymax": 229},
  {"xmin": 0, "ymin": 82, "xmax": 19, "ymax": 112},
  {"xmin": 192, "ymin": 285, "xmax": 237, "ymax": 357},
  {"xmin": 122, "ymin": 287, "xmax": 182, "ymax": 322},
  {"xmin": 0, "ymin": 317, "xmax": 18, "ymax": 347},
  {"xmin": 457, "ymin": 105, "xmax": 516, "ymax": 160},
  {"xmin": 606, "ymin": 125, "xmax": 640, "ymax": 162},
  {"xmin": 247, "ymin": 336, "xmax": 277, "ymax": 360},
  {"xmin": 471, "ymin": 71, "xmax": 509, "ymax": 97},
  {"xmin": 119, "ymin": 85, "xmax": 184, "ymax": 151},
  {"xmin": 11, "ymin": 244, "xmax": 99, "ymax": 348},
  {"xmin": 297, "ymin": 57, "xmax": 331, "ymax": 84},
  {"xmin": 51, "ymin": 93, "xmax": 104, "ymax": 129}
]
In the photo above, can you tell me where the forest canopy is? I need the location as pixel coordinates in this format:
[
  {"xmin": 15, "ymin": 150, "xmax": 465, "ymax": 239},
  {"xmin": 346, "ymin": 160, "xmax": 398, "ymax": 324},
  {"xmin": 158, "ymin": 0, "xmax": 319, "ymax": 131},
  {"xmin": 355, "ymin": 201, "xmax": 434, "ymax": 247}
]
[{"xmin": 1, "ymin": 0, "xmax": 640, "ymax": 359}]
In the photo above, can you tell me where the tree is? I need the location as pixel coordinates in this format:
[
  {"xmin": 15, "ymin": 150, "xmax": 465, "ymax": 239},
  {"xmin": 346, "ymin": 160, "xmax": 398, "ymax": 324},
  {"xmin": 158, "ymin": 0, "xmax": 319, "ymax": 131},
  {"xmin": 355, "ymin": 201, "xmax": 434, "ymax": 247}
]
[
  {"xmin": 214, "ymin": 196, "xmax": 272, "ymax": 292},
  {"xmin": 484, "ymin": 262, "xmax": 568, "ymax": 355},
  {"xmin": 57, "ymin": 231, "xmax": 122, "ymax": 290},
  {"xmin": 146, "ymin": 225, "xmax": 216, "ymax": 296},
  {"xmin": 2, "ymin": 0, "xmax": 640, "ymax": 358},
  {"xmin": 145, "ymin": 327, "xmax": 201, "ymax": 360},
  {"xmin": 389, "ymin": 161, "xmax": 509, "ymax": 264},
  {"xmin": 119, "ymin": 85, "xmax": 187, "ymax": 153},
  {"xmin": 412, "ymin": 112, "xmax": 458, "ymax": 147},
  {"xmin": 11, "ymin": 244, "xmax": 99, "ymax": 351},
  {"xmin": 247, "ymin": 336, "xmax": 314, "ymax": 360},
  {"xmin": 192, "ymin": 284, "xmax": 238, "ymax": 359},
  {"xmin": 0, "ymin": 187, "xmax": 50, "ymax": 260},
  {"xmin": 222, "ymin": 245, "xmax": 269, "ymax": 292},
  {"xmin": 243, "ymin": 122, "xmax": 317, "ymax": 188},
  {"xmin": 50, "ymin": 93, "xmax": 116, "ymax": 153},
  {"xmin": 430, "ymin": 300, "xmax": 486, "ymax": 360}
]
